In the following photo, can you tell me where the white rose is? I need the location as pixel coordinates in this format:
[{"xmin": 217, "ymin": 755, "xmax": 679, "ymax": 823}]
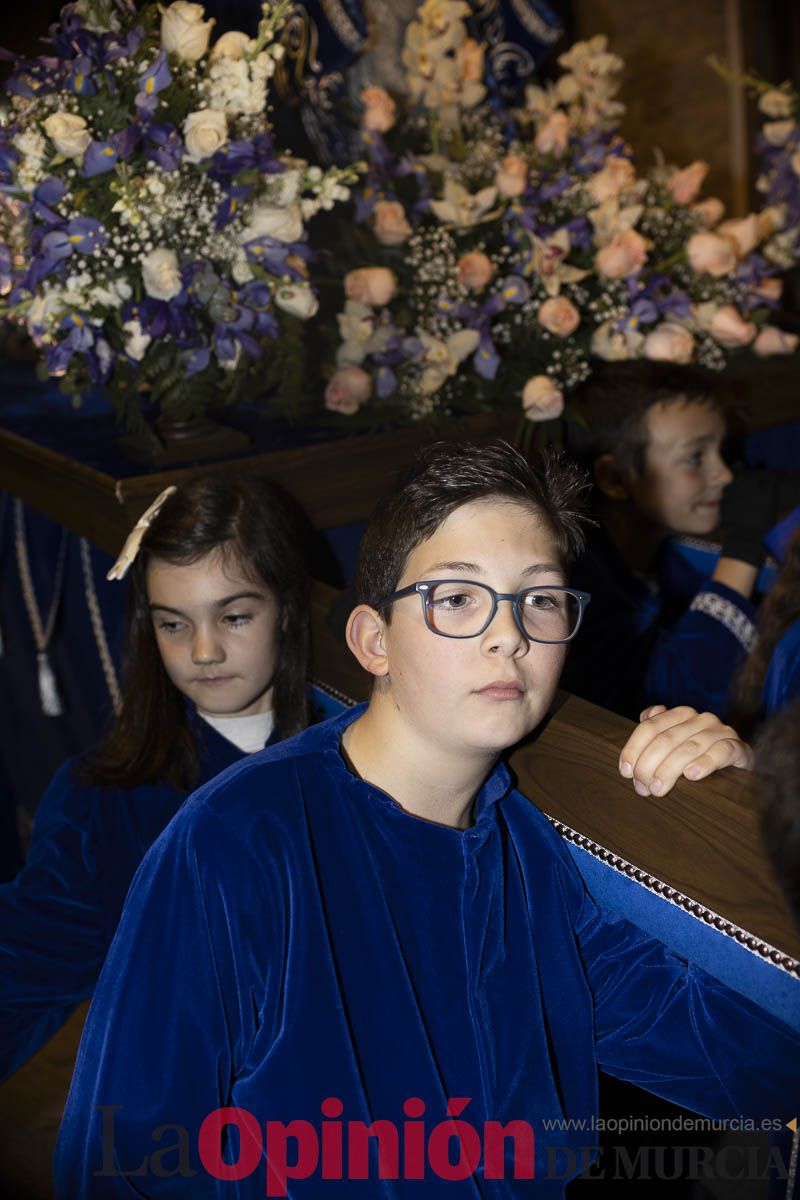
[
  {"xmin": 242, "ymin": 204, "xmax": 304, "ymax": 244},
  {"xmin": 758, "ymin": 89, "xmax": 793, "ymax": 119},
  {"xmin": 141, "ymin": 247, "xmax": 182, "ymax": 301},
  {"xmin": 160, "ymin": 1, "xmax": 215, "ymax": 63},
  {"xmin": 27, "ymin": 287, "xmax": 64, "ymax": 336},
  {"xmin": 209, "ymin": 30, "xmax": 251, "ymax": 60},
  {"xmin": 43, "ymin": 112, "xmax": 91, "ymax": 159},
  {"xmin": 274, "ymin": 285, "xmax": 318, "ymax": 320},
  {"xmin": 123, "ymin": 319, "xmax": 152, "ymax": 361},
  {"xmin": 183, "ymin": 109, "xmax": 227, "ymax": 162}
]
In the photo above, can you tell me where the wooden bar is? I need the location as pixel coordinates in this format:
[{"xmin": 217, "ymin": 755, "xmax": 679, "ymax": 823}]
[{"xmin": 0, "ymin": 412, "xmax": 517, "ymax": 549}]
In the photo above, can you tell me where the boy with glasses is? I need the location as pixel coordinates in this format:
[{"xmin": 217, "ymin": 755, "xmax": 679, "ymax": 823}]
[{"xmin": 56, "ymin": 442, "xmax": 798, "ymax": 1198}]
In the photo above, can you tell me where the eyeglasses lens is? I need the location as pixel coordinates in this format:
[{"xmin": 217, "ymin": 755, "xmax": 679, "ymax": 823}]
[{"xmin": 424, "ymin": 584, "xmax": 579, "ymax": 641}]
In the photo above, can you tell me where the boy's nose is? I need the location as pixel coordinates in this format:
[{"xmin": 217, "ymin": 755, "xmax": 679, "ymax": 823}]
[{"xmin": 480, "ymin": 599, "xmax": 527, "ymax": 656}]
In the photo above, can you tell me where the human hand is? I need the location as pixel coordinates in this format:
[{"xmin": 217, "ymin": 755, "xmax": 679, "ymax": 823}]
[
  {"xmin": 618, "ymin": 705, "xmax": 754, "ymax": 797},
  {"xmin": 720, "ymin": 469, "xmax": 779, "ymax": 568}
]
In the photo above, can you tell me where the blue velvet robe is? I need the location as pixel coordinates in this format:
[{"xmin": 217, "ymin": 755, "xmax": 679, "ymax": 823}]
[
  {"xmin": 0, "ymin": 717, "xmax": 246, "ymax": 1083},
  {"xmin": 564, "ymin": 528, "xmax": 756, "ymax": 719},
  {"xmin": 763, "ymin": 617, "xmax": 800, "ymax": 715},
  {"xmin": 55, "ymin": 706, "xmax": 800, "ymax": 1198}
]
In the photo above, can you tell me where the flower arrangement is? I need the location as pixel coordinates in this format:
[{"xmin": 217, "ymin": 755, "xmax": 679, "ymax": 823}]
[
  {"xmin": 324, "ymin": 2, "xmax": 799, "ymax": 428},
  {"xmin": 0, "ymin": 0, "xmax": 358, "ymax": 430}
]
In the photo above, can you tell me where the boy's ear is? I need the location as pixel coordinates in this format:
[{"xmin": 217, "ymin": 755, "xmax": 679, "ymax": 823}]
[
  {"xmin": 593, "ymin": 452, "xmax": 631, "ymax": 502},
  {"xmin": 345, "ymin": 605, "xmax": 389, "ymax": 678}
]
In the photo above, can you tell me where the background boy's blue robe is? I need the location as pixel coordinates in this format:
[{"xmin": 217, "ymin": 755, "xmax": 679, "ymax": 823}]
[
  {"xmin": 564, "ymin": 528, "xmax": 756, "ymax": 720},
  {"xmin": 55, "ymin": 706, "xmax": 800, "ymax": 1198},
  {"xmin": 0, "ymin": 717, "xmax": 247, "ymax": 1083}
]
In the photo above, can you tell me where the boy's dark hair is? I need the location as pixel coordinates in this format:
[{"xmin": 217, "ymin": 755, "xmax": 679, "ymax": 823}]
[
  {"xmin": 85, "ymin": 476, "xmax": 311, "ymax": 791},
  {"xmin": 567, "ymin": 360, "xmax": 723, "ymax": 477},
  {"xmin": 755, "ymin": 701, "xmax": 800, "ymax": 932},
  {"xmin": 355, "ymin": 441, "xmax": 589, "ymax": 611}
]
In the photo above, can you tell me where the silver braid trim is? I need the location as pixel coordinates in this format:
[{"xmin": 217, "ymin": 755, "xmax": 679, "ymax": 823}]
[
  {"xmin": 547, "ymin": 815, "xmax": 800, "ymax": 979},
  {"xmin": 80, "ymin": 538, "xmax": 121, "ymax": 715},
  {"xmin": 688, "ymin": 591, "xmax": 756, "ymax": 650}
]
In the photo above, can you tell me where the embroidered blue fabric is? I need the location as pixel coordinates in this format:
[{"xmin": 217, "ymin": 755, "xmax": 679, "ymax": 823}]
[{"xmin": 54, "ymin": 706, "xmax": 800, "ymax": 1197}]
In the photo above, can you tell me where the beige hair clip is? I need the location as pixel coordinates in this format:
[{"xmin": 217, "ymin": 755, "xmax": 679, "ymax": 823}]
[{"xmin": 106, "ymin": 486, "xmax": 178, "ymax": 581}]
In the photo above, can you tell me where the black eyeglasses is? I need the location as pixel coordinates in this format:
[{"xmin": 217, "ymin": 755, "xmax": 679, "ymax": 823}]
[{"xmin": 376, "ymin": 580, "xmax": 591, "ymax": 643}]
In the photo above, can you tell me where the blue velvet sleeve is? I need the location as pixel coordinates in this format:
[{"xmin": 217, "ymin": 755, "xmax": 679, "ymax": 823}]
[
  {"xmin": 762, "ymin": 617, "xmax": 800, "ymax": 715},
  {"xmin": 54, "ymin": 797, "xmax": 273, "ymax": 1199},
  {"xmin": 0, "ymin": 760, "xmax": 108, "ymax": 1081},
  {"xmin": 643, "ymin": 581, "xmax": 757, "ymax": 717},
  {"xmin": 571, "ymin": 873, "xmax": 800, "ymax": 1119}
]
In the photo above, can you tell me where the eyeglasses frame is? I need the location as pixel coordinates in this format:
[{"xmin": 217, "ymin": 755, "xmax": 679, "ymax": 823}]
[{"xmin": 375, "ymin": 579, "xmax": 592, "ymax": 644}]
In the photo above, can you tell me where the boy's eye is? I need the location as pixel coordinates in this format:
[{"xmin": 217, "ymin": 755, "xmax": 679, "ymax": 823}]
[
  {"xmin": 522, "ymin": 591, "xmax": 559, "ymax": 610},
  {"xmin": 430, "ymin": 590, "xmax": 477, "ymax": 611}
]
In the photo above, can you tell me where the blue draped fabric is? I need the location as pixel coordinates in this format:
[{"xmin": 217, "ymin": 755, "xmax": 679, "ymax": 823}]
[
  {"xmin": 564, "ymin": 527, "xmax": 757, "ymax": 720},
  {"xmin": 0, "ymin": 714, "xmax": 246, "ymax": 1084},
  {"xmin": 55, "ymin": 705, "xmax": 800, "ymax": 1198},
  {"xmin": 0, "ymin": 502, "xmax": 125, "ymax": 877}
]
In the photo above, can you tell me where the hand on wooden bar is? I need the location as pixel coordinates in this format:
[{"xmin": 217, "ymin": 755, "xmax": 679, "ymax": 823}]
[{"xmin": 617, "ymin": 704, "xmax": 754, "ymax": 798}]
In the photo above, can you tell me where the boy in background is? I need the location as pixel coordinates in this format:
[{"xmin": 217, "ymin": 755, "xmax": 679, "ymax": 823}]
[{"xmin": 563, "ymin": 360, "xmax": 791, "ymax": 720}]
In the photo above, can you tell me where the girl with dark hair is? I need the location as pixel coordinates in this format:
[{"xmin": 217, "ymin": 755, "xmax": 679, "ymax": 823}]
[
  {"xmin": 731, "ymin": 507, "xmax": 800, "ymax": 740},
  {"xmin": 0, "ymin": 475, "xmax": 316, "ymax": 1082}
]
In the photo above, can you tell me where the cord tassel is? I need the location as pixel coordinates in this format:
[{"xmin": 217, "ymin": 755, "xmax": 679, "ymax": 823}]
[{"xmin": 37, "ymin": 651, "xmax": 63, "ymax": 717}]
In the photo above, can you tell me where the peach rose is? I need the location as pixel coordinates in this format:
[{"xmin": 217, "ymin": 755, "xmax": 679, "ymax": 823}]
[
  {"xmin": 372, "ymin": 200, "xmax": 412, "ymax": 246},
  {"xmin": 495, "ymin": 155, "xmax": 528, "ymax": 198},
  {"xmin": 643, "ymin": 322, "xmax": 695, "ymax": 364},
  {"xmin": 595, "ymin": 229, "xmax": 648, "ymax": 278},
  {"xmin": 668, "ymin": 160, "xmax": 709, "ymax": 205},
  {"xmin": 754, "ymin": 278, "xmax": 783, "ymax": 303},
  {"xmin": 586, "ymin": 156, "xmax": 636, "ymax": 203},
  {"xmin": 457, "ymin": 252, "xmax": 494, "ymax": 291},
  {"xmin": 521, "ymin": 375, "xmax": 564, "ymax": 421},
  {"xmin": 708, "ymin": 305, "xmax": 756, "ymax": 348},
  {"xmin": 757, "ymin": 205, "xmax": 787, "ymax": 240},
  {"xmin": 535, "ymin": 110, "xmax": 570, "ymax": 158},
  {"xmin": 537, "ymin": 296, "xmax": 580, "ymax": 337},
  {"xmin": 457, "ymin": 38, "xmax": 484, "ymax": 83},
  {"xmin": 690, "ymin": 197, "xmax": 725, "ymax": 228},
  {"xmin": 753, "ymin": 325, "xmax": 799, "ymax": 356},
  {"xmin": 324, "ymin": 365, "xmax": 372, "ymax": 414},
  {"xmin": 686, "ymin": 231, "xmax": 737, "ymax": 277},
  {"xmin": 361, "ymin": 86, "xmax": 397, "ymax": 133},
  {"xmin": 344, "ymin": 267, "xmax": 397, "ymax": 307},
  {"xmin": 717, "ymin": 214, "xmax": 760, "ymax": 258}
]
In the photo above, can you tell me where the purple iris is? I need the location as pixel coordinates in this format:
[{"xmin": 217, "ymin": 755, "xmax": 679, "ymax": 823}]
[
  {"xmin": 143, "ymin": 123, "xmax": 182, "ymax": 172},
  {"xmin": 65, "ymin": 55, "xmax": 97, "ymax": 96},
  {"xmin": 376, "ymin": 366, "xmax": 397, "ymax": 397},
  {"xmin": 135, "ymin": 50, "xmax": 172, "ymax": 119},
  {"xmin": 185, "ymin": 347, "xmax": 212, "ymax": 375},
  {"xmin": 82, "ymin": 140, "xmax": 119, "ymax": 177},
  {"xmin": 0, "ymin": 243, "xmax": 12, "ymax": 294},
  {"xmin": 474, "ymin": 333, "xmax": 501, "ymax": 381},
  {"xmin": 35, "ymin": 217, "xmax": 108, "ymax": 284},
  {"xmin": 32, "ymin": 177, "xmax": 68, "ymax": 225},
  {"xmin": 215, "ymin": 186, "xmax": 252, "ymax": 230}
]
